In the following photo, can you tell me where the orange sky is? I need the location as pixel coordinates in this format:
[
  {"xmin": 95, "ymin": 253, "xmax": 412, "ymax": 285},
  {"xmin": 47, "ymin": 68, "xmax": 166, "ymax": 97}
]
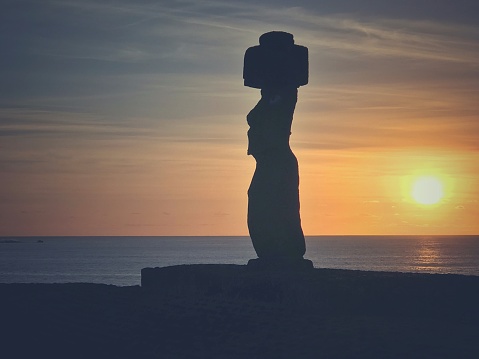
[{"xmin": 1, "ymin": 1, "xmax": 478, "ymax": 236}]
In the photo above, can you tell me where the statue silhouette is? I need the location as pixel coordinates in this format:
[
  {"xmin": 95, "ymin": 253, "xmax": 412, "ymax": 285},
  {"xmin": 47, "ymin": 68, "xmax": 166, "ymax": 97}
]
[{"xmin": 243, "ymin": 31, "xmax": 312, "ymax": 268}]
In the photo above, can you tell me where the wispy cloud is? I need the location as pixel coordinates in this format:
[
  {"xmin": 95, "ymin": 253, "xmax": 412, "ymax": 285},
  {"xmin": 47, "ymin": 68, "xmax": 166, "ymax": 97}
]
[
  {"xmin": 0, "ymin": 108, "xmax": 151, "ymax": 138},
  {"xmin": 3, "ymin": 1, "xmax": 478, "ymax": 146},
  {"xmin": 41, "ymin": 0, "xmax": 479, "ymax": 65},
  {"xmin": 2, "ymin": 0, "xmax": 478, "ymax": 235}
]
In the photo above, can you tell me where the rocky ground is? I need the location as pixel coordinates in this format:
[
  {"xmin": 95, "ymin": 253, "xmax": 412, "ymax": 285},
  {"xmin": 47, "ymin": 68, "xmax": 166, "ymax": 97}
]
[{"xmin": 2, "ymin": 264, "xmax": 479, "ymax": 358}]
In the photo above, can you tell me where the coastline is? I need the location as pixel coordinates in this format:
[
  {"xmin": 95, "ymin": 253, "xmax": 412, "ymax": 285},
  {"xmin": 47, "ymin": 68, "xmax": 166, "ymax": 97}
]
[{"xmin": 2, "ymin": 265, "xmax": 479, "ymax": 358}]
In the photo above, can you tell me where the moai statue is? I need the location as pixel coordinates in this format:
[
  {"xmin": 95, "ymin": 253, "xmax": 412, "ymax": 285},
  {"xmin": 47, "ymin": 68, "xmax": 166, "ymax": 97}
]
[{"xmin": 243, "ymin": 31, "xmax": 312, "ymax": 269}]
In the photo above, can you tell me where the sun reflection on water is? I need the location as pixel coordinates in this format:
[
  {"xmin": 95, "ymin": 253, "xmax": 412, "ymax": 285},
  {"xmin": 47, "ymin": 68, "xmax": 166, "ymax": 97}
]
[{"xmin": 413, "ymin": 237, "xmax": 444, "ymax": 273}]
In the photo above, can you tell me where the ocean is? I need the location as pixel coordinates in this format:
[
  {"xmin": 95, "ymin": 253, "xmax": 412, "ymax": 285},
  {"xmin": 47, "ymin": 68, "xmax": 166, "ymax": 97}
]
[{"xmin": 1, "ymin": 236, "xmax": 478, "ymax": 286}]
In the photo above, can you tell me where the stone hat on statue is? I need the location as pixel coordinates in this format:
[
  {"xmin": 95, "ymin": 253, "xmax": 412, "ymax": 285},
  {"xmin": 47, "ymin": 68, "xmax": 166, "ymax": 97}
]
[{"xmin": 243, "ymin": 31, "xmax": 309, "ymax": 89}]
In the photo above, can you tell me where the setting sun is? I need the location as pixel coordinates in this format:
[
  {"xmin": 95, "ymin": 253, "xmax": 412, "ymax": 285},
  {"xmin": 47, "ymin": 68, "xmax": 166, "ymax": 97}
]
[{"xmin": 411, "ymin": 176, "xmax": 444, "ymax": 205}]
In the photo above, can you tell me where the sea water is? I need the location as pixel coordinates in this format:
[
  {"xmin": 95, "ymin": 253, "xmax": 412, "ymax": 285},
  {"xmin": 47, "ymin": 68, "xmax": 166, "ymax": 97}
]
[{"xmin": 0, "ymin": 236, "xmax": 478, "ymax": 286}]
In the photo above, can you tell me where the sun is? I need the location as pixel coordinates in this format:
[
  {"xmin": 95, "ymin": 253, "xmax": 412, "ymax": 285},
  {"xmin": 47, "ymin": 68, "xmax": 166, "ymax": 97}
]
[{"xmin": 411, "ymin": 176, "xmax": 444, "ymax": 205}]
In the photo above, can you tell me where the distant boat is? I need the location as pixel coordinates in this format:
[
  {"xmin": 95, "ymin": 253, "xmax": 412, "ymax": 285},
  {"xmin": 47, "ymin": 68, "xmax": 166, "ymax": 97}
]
[{"xmin": 37, "ymin": 240, "xmax": 44, "ymax": 243}]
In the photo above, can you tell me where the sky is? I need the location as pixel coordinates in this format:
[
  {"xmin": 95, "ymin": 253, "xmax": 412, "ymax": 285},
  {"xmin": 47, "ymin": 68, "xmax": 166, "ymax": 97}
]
[{"xmin": 1, "ymin": 0, "xmax": 478, "ymax": 236}]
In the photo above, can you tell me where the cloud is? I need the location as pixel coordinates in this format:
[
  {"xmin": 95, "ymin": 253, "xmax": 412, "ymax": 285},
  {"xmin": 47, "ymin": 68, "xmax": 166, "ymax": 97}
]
[
  {"xmin": 2, "ymin": 0, "xmax": 478, "ymax": 236},
  {"xmin": 2, "ymin": 1, "xmax": 478, "ymax": 153},
  {"xmin": 0, "ymin": 108, "xmax": 152, "ymax": 139},
  {"xmin": 5, "ymin": 1, "xmax": 478, "ymax": 93},
  {"xmin": 22, "ymin": 1, "xmax": 477, "ymax": 68}
]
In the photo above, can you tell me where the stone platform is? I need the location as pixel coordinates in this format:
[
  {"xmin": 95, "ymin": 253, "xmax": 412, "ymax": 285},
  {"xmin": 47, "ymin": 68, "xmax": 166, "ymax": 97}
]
[{"xmin": 3, "ymin": 265, "xmax": 479, "ymax": 358}]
